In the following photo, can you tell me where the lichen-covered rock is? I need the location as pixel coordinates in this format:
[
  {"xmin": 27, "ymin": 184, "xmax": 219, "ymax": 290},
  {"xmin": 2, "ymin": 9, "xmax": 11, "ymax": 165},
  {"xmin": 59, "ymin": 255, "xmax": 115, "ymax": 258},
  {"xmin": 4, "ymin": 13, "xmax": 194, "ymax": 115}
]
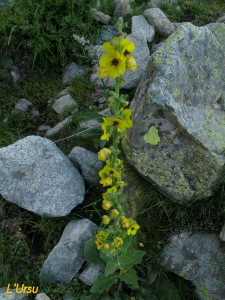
[
  {"xmin": 39, "ymin": 219, "xmax": 97, "ymax": 284},
  {"xmin": 122, "ymin": 23, "xmax": 225, "ymax": 202},
  {"xmin": 161, "ymin": 231, "xmax": 225, "ymax": 300},
  {"xmin": 0, "ymin": 136, "xmax": 85, "ymax": 216}
]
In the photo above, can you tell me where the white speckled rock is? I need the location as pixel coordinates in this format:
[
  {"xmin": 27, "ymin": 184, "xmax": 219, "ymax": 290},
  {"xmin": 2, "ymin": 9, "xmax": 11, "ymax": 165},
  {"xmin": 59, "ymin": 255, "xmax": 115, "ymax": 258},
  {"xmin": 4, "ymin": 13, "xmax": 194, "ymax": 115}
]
[{"xmin": 0, "ymin": 136, "xmax": 85, "ymax": 217}]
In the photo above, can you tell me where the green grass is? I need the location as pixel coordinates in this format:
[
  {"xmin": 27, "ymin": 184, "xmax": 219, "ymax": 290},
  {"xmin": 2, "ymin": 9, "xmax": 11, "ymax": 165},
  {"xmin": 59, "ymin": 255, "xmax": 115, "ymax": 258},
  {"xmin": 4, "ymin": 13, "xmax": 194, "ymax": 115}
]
[{"xmin": 1, "ymin": 0, "xmax": 225, "ymax": 299}]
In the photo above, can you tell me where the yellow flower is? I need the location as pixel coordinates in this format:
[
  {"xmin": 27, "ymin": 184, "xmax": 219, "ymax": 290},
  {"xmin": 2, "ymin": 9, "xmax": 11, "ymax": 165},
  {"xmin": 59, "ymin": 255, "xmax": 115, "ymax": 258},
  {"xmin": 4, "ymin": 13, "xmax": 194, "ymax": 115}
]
[
  {"xmin": 122, "ymin": 109, "xmax": 133, "ymax": 128},
  {"xmin": 126, "ymin": 56, "xmax": 137, "ymax": 71},
  {"xmin": 121, "ymin": 216, "xmax": 132, "ymax": 228},
  {"xmin": 102, "ymin": 116, "xmax": 130, "ymax": 133},
  {"xmin": 111, "ymin": 246, "xmax": 118, "ymax": 253},
  {"xmin": 114, "ymin": 237, "xmax": 123, "ymax": 246},
  {"xmin": 98, "ymin": 50, "xmax": 126, "ymax": 78},
  {"xmin": 127, "ymin": 223, "xmax": 140, "ymax": 235},
  {"xmin": 101, "ymin": 121, "xmax": 112, "ymax": 141},
  {"xmin": 121, "ymin": 38, "xmax": 135, "ymax": 57},
  {"xmin": 111, "ymin": 209, "xmax": 120, "ymax": 217},
  {"xmin": 99, "ymin": 163, "xmax": 121, "ymax": 187},
  {"xmin": 102, "ymin": 215, "xmax": 111, "ymax": 225},
  {"xmin": 97, "ymin": 66, "xmax": 109, "ymax": 79},
  {"xmin": 95, "ymin": 231, "xmax": 109, "ymax": 250},
  {"xmin": 102, "ymin": 37, "xmax": 118, "ymax": 52},
  {"xmin": 104, "ymin": 243, "xmax": 110, "ymax": 250},
  {"xmin": 120, "ymin": 269, "xmax": 128, "ymax": 274},
  {"xmin": 102, "ymin": 200, "xmax": 113, "ymax": 210},
  {"xmin": 98, "ymin": 148, "xmax": 111, "ymax": 161}
]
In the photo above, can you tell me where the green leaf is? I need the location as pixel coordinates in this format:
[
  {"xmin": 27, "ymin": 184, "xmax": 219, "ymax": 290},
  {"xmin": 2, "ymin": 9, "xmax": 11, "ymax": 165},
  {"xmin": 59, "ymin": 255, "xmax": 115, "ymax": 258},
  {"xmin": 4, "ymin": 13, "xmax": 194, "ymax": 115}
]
[
  {"xmin": 119, "ymin": 269, "xmax": 139, "ymax": 288},
  {"xmin": 117, "ymin": 251, "xmax": 136, "ymax": 268},
  {"xmin": 90, "ymin": 273, "xmax": 118, "ymax": 293},
  {"xmin": 118, "ymin": 250, "xmax": 145, "ymax": 269},
  {"xmin": 84, "ymin": 237, "xmax": 105, "ymax": 266},
  {"xmin": 105, "ymin": 260, "xmax": 119, "ymax": 276},
  {"xmin": 152, "ymin": 275, "xmax": 181, "ymax": 300},
  {"xmin": 147, "ymin": 270, "xmax": 158, "ymax": 285},
  {"xmin": 99, "ymin": 139, "xmax": 107, "ymax": 148},
  {"xmin": 144, "ymin": 126, "xmax": 160, "ymax": 145},
  {"xmin": 79, "ymin": 112, "xmax": 104, "ymax": 123},
  {"xmin": 0, "ymin": 58, "xmax": 13, "ymax": 68}
]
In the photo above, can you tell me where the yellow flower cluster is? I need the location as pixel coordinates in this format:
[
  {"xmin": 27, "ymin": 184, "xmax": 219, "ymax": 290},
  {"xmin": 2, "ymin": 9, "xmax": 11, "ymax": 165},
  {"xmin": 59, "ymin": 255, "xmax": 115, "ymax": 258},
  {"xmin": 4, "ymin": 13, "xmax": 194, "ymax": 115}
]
[
  {"xmin": 97, "ymin": 37, "xmax": 137, "ymax": 79},
  {"xmin": 101, "ymin": 109, "xmax": 133, "ymax": 141}
]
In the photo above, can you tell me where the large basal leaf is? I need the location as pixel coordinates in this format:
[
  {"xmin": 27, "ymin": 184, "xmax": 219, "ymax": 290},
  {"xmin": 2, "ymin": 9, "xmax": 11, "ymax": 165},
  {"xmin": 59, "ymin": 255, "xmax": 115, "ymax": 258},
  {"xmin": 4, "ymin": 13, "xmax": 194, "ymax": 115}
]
[
  {"xmin": 90, "ymin": 273, "xmax": 118, "ymax": 293},
  {"xmin": 119, "ymin": 269, "xmax": 139, "ymax": 288},
  {"xmin": 117, "ymin": 251, "xmax": 136, "ymax": 269},
  {"xmin": 84, "ymin": 237, "xmax": 105, "ymax": 266},
  {"xmin": 105, "ymin": 260, "xmax": 119, "ymax": 277}
]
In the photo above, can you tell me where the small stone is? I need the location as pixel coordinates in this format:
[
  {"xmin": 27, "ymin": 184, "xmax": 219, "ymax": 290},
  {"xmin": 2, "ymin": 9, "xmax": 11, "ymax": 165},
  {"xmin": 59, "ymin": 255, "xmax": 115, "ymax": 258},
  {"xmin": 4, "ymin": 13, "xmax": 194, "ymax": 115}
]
[
  {"xmin": 144, "ymin": 8, "xmax": 175, "ymax": 37},
  {"xmin": 52, "ymin": 94, "xmax": 78, "ymax": 115},
  {"xmin": 15, "ymin": 98, "xmax": 40, "ymax": 117},
  {"xmin": 94, "ymin": 25, "xmax": 119, "ymax": 45},
  {"xmin": 91, "ymin": 8, "xmax": 111, "ymax": 24},
  {"xmin": 0, "ymin": 287, "xmax": 28, "ymax": 299},
  {"xmin": 219, "ymin": 223, "xmax": 225, "ymax": 241},
  {"xmin": 79, "ymin": 263, "xmax": 104, "ymax": 286},
  {"xmin": 97, "ymin": 96, "xmax": 106, "ymax": 104},
  {"xmin": 113, "ymin": 0, "xmax": 132, "ymax": 19},
  {"xmin": 45, "ymin": 116, "xmax": 73, "ymax": 137},
  {"xmin": 61, "ymin": 62, "xmax": 87, "ymax": 85},
  {"xmin": 34, "ymin": 293, "xmax": 51, "ymax": 300},
  {"xmin": 132, "ymin": 15, "xmax": 155, "ymax": 43},
  {"xmin": 37, "ymin": 125, "xmax": 52, "ymax": 132}
]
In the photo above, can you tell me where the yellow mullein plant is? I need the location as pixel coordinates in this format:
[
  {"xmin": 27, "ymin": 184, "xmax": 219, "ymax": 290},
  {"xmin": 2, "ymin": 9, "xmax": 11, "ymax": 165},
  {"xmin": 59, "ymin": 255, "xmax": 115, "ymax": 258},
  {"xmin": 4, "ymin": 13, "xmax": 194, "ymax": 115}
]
[{"xmin": 83, "ymin": 18, "xmax": 145, "ymax": 299}]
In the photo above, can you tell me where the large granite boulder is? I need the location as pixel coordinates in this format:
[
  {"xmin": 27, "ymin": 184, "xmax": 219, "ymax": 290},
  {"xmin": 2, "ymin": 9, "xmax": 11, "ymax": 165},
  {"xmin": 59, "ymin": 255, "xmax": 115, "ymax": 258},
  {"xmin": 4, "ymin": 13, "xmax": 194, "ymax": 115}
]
[
  {"xmin": 122, "ymin": 23, "xmax": 225, "ymax": 202},
  {"xmin": 0, "ymin": 136, "xmax": 85, "ymax": 217},
  {"xmin": 161, "ymin": 231, "xmax": 225, "ymax": 300}
]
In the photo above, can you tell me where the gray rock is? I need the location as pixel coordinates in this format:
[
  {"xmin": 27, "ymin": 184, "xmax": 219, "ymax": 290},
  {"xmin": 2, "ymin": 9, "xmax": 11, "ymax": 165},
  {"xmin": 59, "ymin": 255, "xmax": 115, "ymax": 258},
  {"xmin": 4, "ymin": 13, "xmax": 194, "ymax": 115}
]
[
  {"xmin": 94, "ymin": 25, "xmax": 119, "ymax": 45},
  {"xmin": 216, "ymin": 15, "xmax": 225, "ymax": 23},
  {"xmin": 0, "ymin": 0, "xmax": 14, "ymax": 8},
  {"xmin": 151, "ymin": 41, "xmax": 165, "ymax": 53},
  {"xmin": 122, "ymin": 23, "xmax": 225, "ymax": 202},
  {"xmin": 147, "ymin": 0, "xmax": 177, "ymax": 8},
  {"xmin": 132, "ymin": 15, "xmax": 155, "ymax": 43},
  {"xmin": 61, "ymin": 62, "xmax": 86, "ymax": 85},
  {"xmin": 91, "ymin": 8, "xmax": 111, "ymax": 24},
  {"xmin": 37, "ymin": 125, "xmax": 52, "ymax": 132},
  {"xmin": 39, "ymin": 219, "xmax": 97, "ymax": 284},
  {"xmin": 91, "ymin": 32, "xmax": 150, "ymax": 89},
  {"xmin": 15, "ymin": 98, "xmax": 40, "ymax": 117},
  {"xmin": 144, "ymin": 8, "xmax": 175, "ymax": 37},
  {"xmin": 45, "ymin": 116, "xmax": 73, "ymax": 138},
  {"xmin": 0, "ymin": 287, "xmax": 28, "ymax": 299},
  {"xmin": 79, "ymin": 263, "xmax": 104, "ymax": 286},
  {"xmin": 34, "ymin": 294, "xmax": 51, "ymax": 300},
  {"xmin": 0, "ymin": 136, "xmax": 85, "ymax": 217},
  {"xmin": 113, "ymin": 0, "xmax": 132, "ymax": 19},
  {"xmin": 52, "ymin": 94, "xmax": 78, "ymax": 115},
  {"xmin": 68, "ymin": 147, "xmax": 103, "ymax": 185},
  {"xmin": 10, "ymin": 66, "xmax": 21, "ymax": 83},
  {"xmin": 219, "ymin": 223, "xmax": 225, "ymax": 241},
  {"xmin": 79, "ymin": 108, "xmax": 112, "ymax": 129},
  {"xmin": 161, "ymin": 231, "xmax": 225, "ymax": 300}
]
